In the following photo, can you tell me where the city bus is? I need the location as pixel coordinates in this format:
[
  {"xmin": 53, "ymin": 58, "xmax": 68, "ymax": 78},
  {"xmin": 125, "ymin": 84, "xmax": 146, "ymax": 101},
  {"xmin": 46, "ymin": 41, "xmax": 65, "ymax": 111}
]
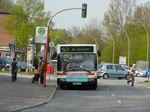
[{"xmin": 56, "ymin": 44, "xmax": 100, "ymax": 89}]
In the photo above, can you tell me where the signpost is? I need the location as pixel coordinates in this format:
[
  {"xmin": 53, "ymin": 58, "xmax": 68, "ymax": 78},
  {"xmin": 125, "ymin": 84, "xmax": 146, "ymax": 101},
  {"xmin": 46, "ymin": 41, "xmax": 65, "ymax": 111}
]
[
  {"xmin": 35, "ymin": 27, "xmax": 47, "ymax": 43},
  {"xmin": 9, "ymin": 39, "xmax": 15, "ymax": 60},
  {"xmin": 146, "ymin": 70, "xmax": 150, "ymax": 82}
]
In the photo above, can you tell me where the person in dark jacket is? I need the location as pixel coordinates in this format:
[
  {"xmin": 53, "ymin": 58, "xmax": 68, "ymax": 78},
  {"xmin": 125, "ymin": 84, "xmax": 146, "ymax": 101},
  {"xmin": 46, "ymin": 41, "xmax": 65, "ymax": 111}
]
[
  {"xmin": 11, "ymin": 58, "xmax": 18, "ymax": 80},
  {"xmin": 40, "ymin": 60, "xmax": 45, "ymax": 84}
]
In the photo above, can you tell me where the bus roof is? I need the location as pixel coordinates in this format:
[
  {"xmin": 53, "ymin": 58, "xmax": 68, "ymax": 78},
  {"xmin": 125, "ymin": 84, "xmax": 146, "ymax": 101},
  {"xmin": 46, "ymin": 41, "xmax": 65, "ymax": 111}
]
[{"xmin": 57, "ymin": 44, "xmax": 96, "ymax": 47}]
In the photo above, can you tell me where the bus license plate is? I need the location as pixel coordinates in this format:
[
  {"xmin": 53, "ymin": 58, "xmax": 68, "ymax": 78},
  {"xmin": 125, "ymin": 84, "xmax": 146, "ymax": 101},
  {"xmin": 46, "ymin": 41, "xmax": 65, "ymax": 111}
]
[{"xmin": 73, "ymin": 83, "xmax": 81, "ymax": 85}]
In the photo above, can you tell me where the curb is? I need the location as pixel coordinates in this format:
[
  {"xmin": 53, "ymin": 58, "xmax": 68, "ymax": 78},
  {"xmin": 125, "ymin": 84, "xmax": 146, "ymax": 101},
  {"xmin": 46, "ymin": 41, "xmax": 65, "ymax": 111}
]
[{"xmin": 11, "ymin": 84, "xmax": 58, "ymax": 112}]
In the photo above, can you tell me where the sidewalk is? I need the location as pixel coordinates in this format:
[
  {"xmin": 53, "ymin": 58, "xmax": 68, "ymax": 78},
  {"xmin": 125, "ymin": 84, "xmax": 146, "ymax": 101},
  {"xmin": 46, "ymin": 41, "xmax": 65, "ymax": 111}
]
[
  {"xmin": 0, "ymin": 73, "xmax": 57, "ymax": 112},
  {"xmin": 135, "ymin": 77, "xmax": 150, "ymax": 88}
]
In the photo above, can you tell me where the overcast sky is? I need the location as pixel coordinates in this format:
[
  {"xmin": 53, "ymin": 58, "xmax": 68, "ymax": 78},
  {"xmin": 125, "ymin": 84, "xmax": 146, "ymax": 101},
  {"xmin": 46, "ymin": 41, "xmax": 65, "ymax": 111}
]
[{"xmin": 44, "ymin": 0, "xmax": 149, "ymax": 30}]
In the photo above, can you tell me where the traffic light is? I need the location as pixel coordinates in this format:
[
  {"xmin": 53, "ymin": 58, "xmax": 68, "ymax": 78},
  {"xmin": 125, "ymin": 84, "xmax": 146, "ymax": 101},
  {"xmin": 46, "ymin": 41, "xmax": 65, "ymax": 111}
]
[{"xmin": 82, "ymin": 3, "xmax": 87, "ymax": 18}]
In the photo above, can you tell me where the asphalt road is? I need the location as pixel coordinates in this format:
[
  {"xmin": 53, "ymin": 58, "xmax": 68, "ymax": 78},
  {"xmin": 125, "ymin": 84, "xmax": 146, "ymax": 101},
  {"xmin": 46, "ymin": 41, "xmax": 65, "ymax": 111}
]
[{"xmin": 22, "ymin": 78, "xmax": 150, "ymax": 112}]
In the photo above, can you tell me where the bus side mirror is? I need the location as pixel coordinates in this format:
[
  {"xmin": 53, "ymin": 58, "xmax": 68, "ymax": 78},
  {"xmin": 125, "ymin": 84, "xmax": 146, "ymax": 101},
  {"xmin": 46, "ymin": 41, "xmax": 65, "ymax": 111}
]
[
  {"xmin": 97, "ymin": 50, "xmax": 101, "ymax": 57},
  {"xmin": 51, "ymin": 51, "xmax": 57, "ymax": 60}
]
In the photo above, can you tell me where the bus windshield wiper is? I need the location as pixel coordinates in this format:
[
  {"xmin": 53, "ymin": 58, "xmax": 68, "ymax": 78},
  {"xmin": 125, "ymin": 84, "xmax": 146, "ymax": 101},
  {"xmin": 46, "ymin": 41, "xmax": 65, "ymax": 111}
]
[
  {"xmin": 80, "ymin": 66, "xmax": 91, "ymax": 73},
  {"xmin": 65, "ymin": 65, "xmax": 79, "ymax": 72}
]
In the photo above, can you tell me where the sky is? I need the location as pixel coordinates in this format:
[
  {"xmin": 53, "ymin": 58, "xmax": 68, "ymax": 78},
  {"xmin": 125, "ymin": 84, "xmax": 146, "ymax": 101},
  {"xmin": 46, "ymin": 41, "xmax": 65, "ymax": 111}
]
[{"xmin": 44, "ymin": 0, "xmax": 149, "ymax": 30}]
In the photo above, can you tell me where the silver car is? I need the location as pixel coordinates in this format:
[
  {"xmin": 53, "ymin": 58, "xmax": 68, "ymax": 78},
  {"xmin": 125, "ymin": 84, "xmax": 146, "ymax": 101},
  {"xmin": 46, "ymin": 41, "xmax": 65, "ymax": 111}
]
[
  {"xmin": 135, "ymin": 69, "xmax": 146, "ymax": 77},
  {"xmin": 97, "ymin": 63, "xmax": 129, "ymax": 79}
]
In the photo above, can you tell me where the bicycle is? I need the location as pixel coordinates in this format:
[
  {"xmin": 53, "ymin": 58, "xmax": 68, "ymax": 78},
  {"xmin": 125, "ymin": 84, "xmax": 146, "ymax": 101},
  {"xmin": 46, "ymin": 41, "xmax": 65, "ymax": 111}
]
[
  {"xmin": 11, "ymin": 68, "xmax": 18, "ymax": 82},
  {"xmin": 11, "ymin": 73, "xmax": 16, "ymax": 82}
]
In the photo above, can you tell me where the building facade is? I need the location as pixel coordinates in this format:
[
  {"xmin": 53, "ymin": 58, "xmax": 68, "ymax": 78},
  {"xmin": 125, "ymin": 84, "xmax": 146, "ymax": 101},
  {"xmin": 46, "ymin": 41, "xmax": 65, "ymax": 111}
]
[{"xmin": 0, "ymin": 10, "xmax": 24, "ymax": 61}]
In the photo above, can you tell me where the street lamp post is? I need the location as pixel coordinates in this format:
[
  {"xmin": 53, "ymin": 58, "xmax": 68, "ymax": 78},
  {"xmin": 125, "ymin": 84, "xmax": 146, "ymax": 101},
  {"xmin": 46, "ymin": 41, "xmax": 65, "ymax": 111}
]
[
  {"xmin": 43, "ymin": 7, "xmax": 85, "ymax": 87},
  {"xmin": 122, "ymin": 28, "xmax": 130, "ymax": 66},
  {"xmin": 107, "ymin": 32, "xmax": 115, "ymax": 63},
  {"xmin": 56, "ymin": 36, "xmax": 67, "ymax": 43},
  {"xmin": 81, "ymin": 32, "xmax": 100, "ymax": 63},
  {"xmin": 110, "ymin": 23, "xmax": 130, "ymax": 66},
  {"xmin": 125, "ymin": 14, "xmax": 149, "ymax": 61},
  {"xmin": 103, "ymin": 23, "xmax": 115, "ymax": 63},
  {"xmin": 82, "ymin": 32, "xmax": 98, "ymax": 49}
]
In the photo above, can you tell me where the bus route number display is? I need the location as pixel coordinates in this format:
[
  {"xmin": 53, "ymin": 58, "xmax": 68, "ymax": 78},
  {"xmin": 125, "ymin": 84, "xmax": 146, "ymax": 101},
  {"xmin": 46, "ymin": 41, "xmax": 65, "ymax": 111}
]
[{"xmin": 60, "ymin": 46, "xmax": 94, "ymax": 52}]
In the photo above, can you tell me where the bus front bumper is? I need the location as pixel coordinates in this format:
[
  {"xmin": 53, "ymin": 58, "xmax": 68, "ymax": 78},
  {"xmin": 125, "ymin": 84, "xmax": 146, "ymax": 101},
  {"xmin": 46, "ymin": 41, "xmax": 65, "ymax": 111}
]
[{"xmin": 57, "ymin": 78, "xmax": 97, "ymax": 87}]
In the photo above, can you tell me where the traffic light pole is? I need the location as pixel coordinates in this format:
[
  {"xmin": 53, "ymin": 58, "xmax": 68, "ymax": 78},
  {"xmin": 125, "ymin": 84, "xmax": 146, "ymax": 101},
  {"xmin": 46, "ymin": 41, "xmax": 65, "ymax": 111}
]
[{"xmin": 43, "ymin": 5, "xmax": 87, "ymax": 87}]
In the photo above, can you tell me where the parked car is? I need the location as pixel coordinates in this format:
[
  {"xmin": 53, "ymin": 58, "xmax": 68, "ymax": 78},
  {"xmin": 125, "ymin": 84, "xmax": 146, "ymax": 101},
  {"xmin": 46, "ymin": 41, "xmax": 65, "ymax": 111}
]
[
  {"xmin": 97, "ymin": 63, "xmax": 129, "ymax": 79},
  {"xmin": 121, "ymin": 65, "xmax": 130, "ymax": 73},
  {"xmin": 18, "ymin": 62, "xmax": 35, "ymax": 72},
  {"xmin": 27, "ymin": 64, "xmax": 35, "ymax": 71},
  {"xmin": 135, "ymin": 68, "xmax": 146, "ymax": 77},
  {"xmin": 0, "ymin": 57, "xmax": 11, "ymax": 71},
  {"xmin": 18, "ymin": 61, "xmax": 28, "ymax": 72}
]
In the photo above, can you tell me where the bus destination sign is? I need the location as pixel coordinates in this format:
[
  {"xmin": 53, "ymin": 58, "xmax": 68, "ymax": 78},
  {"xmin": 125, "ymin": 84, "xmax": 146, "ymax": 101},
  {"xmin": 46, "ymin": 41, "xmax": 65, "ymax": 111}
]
[{"xmin": 60, "ymin": 46, "xmax": 94, "ymax": 52}]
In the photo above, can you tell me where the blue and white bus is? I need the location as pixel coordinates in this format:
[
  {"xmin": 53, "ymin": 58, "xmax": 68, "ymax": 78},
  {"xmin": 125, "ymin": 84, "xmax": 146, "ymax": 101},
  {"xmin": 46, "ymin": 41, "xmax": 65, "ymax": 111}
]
[{"xmin": 56, "ymin": 44, "xmax": 100, "ymax": 89}]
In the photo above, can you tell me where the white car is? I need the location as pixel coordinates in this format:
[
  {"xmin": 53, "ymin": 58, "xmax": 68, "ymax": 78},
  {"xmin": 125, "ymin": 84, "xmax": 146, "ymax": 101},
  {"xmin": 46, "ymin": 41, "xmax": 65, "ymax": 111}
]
[
  {"xmin": 27, "ymin": 64, "xmax": 35, "ymax": 71},
  {"xmin": 135, "ymin": 69, "xmax": 146, "ymax": 77}
]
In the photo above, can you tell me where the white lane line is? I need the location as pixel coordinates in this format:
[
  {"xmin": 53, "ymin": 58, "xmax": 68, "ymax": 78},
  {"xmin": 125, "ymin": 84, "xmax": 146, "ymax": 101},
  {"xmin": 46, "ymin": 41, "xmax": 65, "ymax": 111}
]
[
  {"xmin": 111, "ymin": 93, "xmax": 115, "ymax": 96},
  {"xmin": 118, "ymin": 100, "xmax": 122, "ymax": 104}
]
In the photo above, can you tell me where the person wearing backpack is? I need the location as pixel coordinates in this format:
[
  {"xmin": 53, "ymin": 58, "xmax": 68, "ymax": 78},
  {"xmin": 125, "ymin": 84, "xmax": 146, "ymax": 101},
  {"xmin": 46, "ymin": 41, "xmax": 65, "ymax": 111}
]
[{"xmin": 11, "ymin": 58, "xmax": 18, "ymax": 81}]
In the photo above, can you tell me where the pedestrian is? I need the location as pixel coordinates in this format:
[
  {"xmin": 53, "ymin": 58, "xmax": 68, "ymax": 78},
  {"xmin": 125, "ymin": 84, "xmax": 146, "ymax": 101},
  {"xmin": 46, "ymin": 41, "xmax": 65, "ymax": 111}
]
[
  {"xmin": 127, "ymin": 63, "xmax": 136, "ymax": 86},
  {"xmin": 39, "ymin": 60, "xmax": 45, "ymax": 84},
  {"xmin": 11, "ymin": 58, "xmax": 18, "ymax": 81},
  {"xmin": 29, "ymin": 68, "xmax": 40, "ymax": 84}
]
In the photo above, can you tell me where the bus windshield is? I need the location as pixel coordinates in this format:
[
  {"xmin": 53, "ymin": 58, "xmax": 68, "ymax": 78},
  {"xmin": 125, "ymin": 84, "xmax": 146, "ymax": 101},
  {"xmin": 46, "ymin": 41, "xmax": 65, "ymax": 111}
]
[{"xmin": 57, "ymin": 53, "xmax": 97, "ymax": 72}]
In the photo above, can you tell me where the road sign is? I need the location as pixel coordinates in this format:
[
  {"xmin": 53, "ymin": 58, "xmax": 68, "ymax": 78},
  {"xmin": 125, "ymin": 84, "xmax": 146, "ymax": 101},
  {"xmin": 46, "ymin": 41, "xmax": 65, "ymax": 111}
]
[
  {"xmin": 49, "ymin": 42, "xmax": 54, "ymax": 47},
  {"xmin": 119, "ymin": 56, "xmax": 126, "ymax": 65},
  {"xmin": 38, "ymin": 51, "xmax": 44, "ymax": 58},
  {"xmin": 35, "ymin": 26, "xmax": 47, "ymax": 43},
  {"xmin": 38, "ymin": 27, "xmax": 45, "ymax": 35},
  {"xmin": 146, "ymin": 70, "xmax": 150, "ymax": 77}
]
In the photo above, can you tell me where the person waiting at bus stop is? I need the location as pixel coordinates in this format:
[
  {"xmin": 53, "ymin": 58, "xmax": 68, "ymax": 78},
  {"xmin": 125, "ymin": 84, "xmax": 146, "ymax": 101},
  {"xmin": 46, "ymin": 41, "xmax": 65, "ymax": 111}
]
[
  {"xmin": 39, "ymin": 60, "xmax": 45, "ymax": 84},
  {"xmin": 127, "ymin": 64, "xmax": 136, "ymax": 86}
]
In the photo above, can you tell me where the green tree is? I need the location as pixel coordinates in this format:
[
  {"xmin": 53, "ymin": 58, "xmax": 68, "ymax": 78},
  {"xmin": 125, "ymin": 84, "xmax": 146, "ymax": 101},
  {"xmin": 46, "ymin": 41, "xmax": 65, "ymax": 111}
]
[
  {"xmin": 0, "ymin": 0, "xmax": 12, "ymax": 10},
  {"xmin": 50, "ymin": 29, "xmax": 72, "ymax": 45},
  {"xmin": 101, "ymin": 0, "xmax": 146, "ymax": 65},
  {"xmin": 3, "ymin": 0, "xmax": 52, "ymax": 50}
]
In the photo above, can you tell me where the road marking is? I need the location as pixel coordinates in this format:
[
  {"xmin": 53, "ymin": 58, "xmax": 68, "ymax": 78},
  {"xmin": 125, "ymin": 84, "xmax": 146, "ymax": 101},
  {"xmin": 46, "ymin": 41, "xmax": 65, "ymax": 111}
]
[
  {"xmin": 111, "ymin": 93, "xmax": 115, "ymax": 96},
  {"xmin": 118, "ymin": 100, "xmax": 122, "ymax": 104}
]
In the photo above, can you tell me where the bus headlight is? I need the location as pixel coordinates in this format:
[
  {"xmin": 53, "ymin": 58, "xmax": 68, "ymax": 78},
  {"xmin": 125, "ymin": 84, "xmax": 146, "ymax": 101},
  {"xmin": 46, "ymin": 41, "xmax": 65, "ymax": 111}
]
[
  {"xmin": 88, "ymin": 78, "xmax": 94, "ymax": 81},
  {"xmin": 60, "ymin": 78, "xmax": 66, "ymax": 81}
]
